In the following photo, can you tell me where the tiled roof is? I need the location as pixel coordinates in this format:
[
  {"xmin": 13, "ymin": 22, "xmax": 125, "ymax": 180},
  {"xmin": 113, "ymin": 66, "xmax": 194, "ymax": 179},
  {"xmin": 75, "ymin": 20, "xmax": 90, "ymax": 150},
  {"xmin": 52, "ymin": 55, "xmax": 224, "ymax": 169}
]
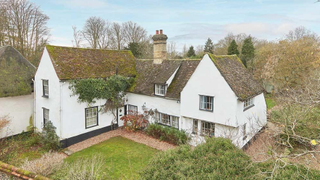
[
  {"xmin": 131, "ymin": 59, "xmax": 200, "ymax": 99},
  {"xmin": 0, "ymin": 46, "xmax": 36, "ymax": 97},
  {"xmin": 209, "ymin": 54, "xmax": 264, "ymax": 100},
  {"xmin": 46, "ymin": 45, "xmax": 136, "ymax": 80}
]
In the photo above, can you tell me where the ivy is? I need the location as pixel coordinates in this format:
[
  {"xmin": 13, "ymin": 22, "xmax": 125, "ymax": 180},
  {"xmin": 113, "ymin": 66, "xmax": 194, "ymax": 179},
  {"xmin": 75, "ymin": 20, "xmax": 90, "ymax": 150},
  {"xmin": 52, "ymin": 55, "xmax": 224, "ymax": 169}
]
[{"xmin": 69, "ymin": 75, "xmax": 133, "ymax": 107}]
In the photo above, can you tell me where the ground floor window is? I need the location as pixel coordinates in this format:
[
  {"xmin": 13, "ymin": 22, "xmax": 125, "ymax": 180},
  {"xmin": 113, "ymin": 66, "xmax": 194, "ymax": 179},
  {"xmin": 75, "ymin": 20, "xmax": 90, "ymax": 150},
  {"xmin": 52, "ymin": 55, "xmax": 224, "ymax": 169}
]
[
  {"xmin": 127, "ymin": 104, "xmax": 138, "ymax": 115},
  {"xmin": 85, "ymin": 106, "xmax": 98, "ymax": 128},
  {"xmin": 201, "ymin": 121, "xmax": 215, "ymax": 137},
  {"xmin": 43, "ymin": 108, "xmax": 49, "ymax": 127},
  {"xmin": 155, "ymin": 111, "xmax": 179, "ymax": 129},
  {"xmin": 193, "ymin": 119, "xmax": 198, "ymax": 134}
]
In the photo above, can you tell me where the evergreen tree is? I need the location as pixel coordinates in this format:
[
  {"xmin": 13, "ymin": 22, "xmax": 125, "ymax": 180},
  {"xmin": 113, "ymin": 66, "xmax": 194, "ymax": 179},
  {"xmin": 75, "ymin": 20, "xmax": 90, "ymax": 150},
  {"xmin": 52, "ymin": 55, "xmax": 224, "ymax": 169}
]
[
  {"xmin": 241, "ymin": 36, "xmax": 255, "ymax": 67},
  {"xmin": 187, "ymin": 46, "xmax": 196, "ymax": 57},
  {"xmin": 125, "ymin": 42, "xmax": 142, "ymax": 58},
  {"xmin": 204, "ymin": 38, "xmax": 214, "ymax": 53},
  {"xmin": 227, "ymin": 40, "xmax": 239, "ymax": 56}
]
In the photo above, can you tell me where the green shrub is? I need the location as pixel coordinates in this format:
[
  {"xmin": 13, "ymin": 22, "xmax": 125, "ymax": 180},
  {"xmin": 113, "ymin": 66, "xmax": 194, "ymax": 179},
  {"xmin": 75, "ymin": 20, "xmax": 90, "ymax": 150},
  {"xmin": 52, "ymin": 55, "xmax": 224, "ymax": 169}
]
[
  {"xmin": 140, "ymin": 137, "xmax": 258, "ymax": 179},
  {"xmin": 41, "ymin": 121, "xmax": 60, "ymax": 150},
  {"xmin": 145, "ymin": 124, "xmax": 189, "ymax": 145}
]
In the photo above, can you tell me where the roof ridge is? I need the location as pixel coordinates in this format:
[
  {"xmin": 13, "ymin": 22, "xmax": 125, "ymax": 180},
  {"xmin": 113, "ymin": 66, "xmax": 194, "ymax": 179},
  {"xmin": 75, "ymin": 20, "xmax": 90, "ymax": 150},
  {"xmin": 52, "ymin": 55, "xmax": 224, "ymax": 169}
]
[{"xmin": 45, "ymin": 45, "xmax": 132, "ymax": 53}]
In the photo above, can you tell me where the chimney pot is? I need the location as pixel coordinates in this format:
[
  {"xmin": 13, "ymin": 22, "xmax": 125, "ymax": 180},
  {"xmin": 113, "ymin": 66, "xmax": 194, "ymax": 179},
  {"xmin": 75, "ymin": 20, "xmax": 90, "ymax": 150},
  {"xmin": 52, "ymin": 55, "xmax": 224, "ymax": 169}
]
[
  {"xmin": 160, "ymin": 29, "xmax": 163, "ymax": 34},
  {"xmin": 156, "ymin": 30, "xmax": 159, "ymax": 35}
]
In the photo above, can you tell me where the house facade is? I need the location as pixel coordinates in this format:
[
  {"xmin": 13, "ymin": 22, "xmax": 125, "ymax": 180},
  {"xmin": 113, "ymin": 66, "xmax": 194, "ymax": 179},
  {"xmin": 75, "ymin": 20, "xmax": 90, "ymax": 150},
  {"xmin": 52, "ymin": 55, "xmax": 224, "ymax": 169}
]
[
  {"xmin": 0, "ymin": 46, "xmax": 36, "ymax": 138},
  {"xmin": 34, "ymin": 30, "xmax": 266, "ymax": 148}
]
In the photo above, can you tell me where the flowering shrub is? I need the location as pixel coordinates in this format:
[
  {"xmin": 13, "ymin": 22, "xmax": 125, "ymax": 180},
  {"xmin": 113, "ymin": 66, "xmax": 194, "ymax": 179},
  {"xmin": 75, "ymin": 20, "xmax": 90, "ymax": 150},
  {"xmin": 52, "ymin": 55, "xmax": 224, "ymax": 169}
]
[{"xmin": 120, "ymin": 111, "xmax": 149, "ymax": 132}]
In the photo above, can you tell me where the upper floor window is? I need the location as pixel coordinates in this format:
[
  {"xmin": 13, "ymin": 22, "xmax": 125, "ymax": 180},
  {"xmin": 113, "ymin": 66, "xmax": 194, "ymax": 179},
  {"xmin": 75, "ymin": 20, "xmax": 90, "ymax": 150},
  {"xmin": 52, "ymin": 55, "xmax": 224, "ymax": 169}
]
[
  {"xmin": 199, "ymin": 95, "xmax": 214, "ymax": 111},
  {"xmin": 42, "ymin": 80, "xmax": 49, "ymax": 97},
  {"xmin": 155, "ymin": 84, "xmax": 166, "ymax": 96},
  {"xmin": 244, "ymin": 98, "xmax": 254, "ymax": 110},
  {"xmin": 85, "ymin": 107, "xmax": 98, "ymax": 128}
]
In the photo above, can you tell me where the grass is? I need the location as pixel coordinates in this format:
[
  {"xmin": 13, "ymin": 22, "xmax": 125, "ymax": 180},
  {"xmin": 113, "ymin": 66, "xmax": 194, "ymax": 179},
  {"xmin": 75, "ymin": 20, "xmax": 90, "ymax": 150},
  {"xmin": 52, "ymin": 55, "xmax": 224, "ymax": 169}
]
[
  {"xmin": 265, "ymin": 94, "xmax": 276, "ymax": 110},
  {"xmin": 0, "ymin": 132, "xmax": 48, "ymax": 166},
  {"xmin": 64, "ymin": 136, "xmax": 159, "ymax": 179}
]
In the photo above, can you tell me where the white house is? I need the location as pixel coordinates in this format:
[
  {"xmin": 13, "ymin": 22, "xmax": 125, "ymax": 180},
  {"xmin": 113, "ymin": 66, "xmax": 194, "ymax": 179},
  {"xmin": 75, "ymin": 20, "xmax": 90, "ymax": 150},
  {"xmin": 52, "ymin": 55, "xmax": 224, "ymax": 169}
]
[
  {"xmin": 34, "ymin": 30, "xmax": 266, "ymax": 148},
  {"xmin": 0, "ymin": 46, "xmax": 36, "ymax": 138},
  {"xmin": 34, "ymin": 45, "xmax": 136, "ymax": 147}
]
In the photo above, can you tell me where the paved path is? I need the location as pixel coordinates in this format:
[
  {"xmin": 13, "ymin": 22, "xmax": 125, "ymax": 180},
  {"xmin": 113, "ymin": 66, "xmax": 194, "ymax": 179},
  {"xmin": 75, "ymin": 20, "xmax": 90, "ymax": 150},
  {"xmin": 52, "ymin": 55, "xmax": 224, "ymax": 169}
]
[{"xmin": 67, "ymin": 128, "xmax": 176, "ymax": 153}]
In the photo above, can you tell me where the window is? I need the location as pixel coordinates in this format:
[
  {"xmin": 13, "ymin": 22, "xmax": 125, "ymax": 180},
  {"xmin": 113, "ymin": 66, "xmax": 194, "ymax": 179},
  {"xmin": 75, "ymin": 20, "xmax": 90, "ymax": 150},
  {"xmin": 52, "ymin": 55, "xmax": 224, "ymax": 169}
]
[
  {"xmin": 156, "ymin": 111, "xmax": 179, "ymax": 129},
  {"xmin": 201, "ymin": 121, "xmax": 215, "ymax": 136},
  {"xmin": 42, "ymin": 80, "xmax": 49, "ymax": 97},
  {"xmin": 160, "ymin": 114, "xmax": 170, "ymax": 126},
  {"xmin": 171, "ymin": 116, "xmax": 179, "ymax": 129},
  {"xmin": 127, "ymin": 104, "xmax": 138, "ymax": 115},
  {"xmin": 244, "ymin": 98, "xmax": 254, "ymax": 110},
  {"xmin": 43, "ymin": 108, "xmax": 49, "ymax": 127},
  {"xmin": 199, "ymin": 95, "xmax": 214, "ymax": 111},
  {"xmin": 155, "ymin": 84, "xmax": 166, "ymax": 96},
  {"xmin": 193, "ymin": 119, "xmax": 198, "ymax": 134},
  {"xmin": 85, "ymin": 107, "xmax": 98, "ymax": 128}
]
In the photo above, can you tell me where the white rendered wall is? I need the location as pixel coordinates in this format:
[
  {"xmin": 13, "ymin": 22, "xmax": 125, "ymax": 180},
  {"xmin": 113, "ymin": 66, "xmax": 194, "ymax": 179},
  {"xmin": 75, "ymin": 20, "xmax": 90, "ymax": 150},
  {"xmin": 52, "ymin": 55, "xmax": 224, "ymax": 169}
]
[
  {"xmin": 126, "ymin": 93, "xmax": 180, "ymax": 126},
  {"xmin": 34, "ymin": 48, "xmax": 61, "ymax": 137},
  {"xmin": 181, "ymin": 54, "xmax": 239, "ymax": 127},
  {"xmin": 0, "ymin": 94, "xmax": 33, "ymax": 138},
  {"xmin": 60, "ymin": 82, "xmax": 115, "ymax": 139}
]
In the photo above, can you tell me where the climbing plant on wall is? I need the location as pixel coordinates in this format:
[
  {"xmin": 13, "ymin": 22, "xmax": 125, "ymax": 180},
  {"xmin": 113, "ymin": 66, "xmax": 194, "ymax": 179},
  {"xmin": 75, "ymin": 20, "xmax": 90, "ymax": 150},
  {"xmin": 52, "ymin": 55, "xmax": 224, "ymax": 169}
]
[{"xmin": 69, "ymin": 75, "xmax": 133, "ymax": 113}]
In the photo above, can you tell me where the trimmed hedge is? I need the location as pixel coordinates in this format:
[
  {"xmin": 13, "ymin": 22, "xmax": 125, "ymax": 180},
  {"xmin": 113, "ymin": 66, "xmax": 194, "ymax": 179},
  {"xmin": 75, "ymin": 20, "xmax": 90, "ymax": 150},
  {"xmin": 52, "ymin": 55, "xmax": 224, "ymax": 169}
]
[{"xmin": 145, "ymin": 124, "xmax": 189, "ymax": 145}]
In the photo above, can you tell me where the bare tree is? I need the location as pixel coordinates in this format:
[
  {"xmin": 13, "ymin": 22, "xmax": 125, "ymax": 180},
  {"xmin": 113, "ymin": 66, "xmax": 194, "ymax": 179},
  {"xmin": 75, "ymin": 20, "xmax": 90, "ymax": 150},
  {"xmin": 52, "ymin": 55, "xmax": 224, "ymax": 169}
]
[
  {"xmin": 286, "ymin": 26, "xmax": 319, "ymax": 41},
  {"xmin": 71, "ymin": 26, "xmax": 82, "ymax": 48},
  {"xmin": 0, "ymin": 0, "xmax": 50, "ymax": 65},
  {"xmin": 167, "ymin": 41, "xmax": 177, "ymax": 59},
  {"xmin": 110, "ymin": 22, "xmax": 125, "ymax": 50},
  {"xmin": 122, "ymin": 21, "xmax": 147, "ymax": 44},
  {"xmin": 82, "ymin": 16, "xmax": 111, "ymax": 49},
  {"xmin": 195, "ymin": 45, "xmax": 204, "ymax": 57}
]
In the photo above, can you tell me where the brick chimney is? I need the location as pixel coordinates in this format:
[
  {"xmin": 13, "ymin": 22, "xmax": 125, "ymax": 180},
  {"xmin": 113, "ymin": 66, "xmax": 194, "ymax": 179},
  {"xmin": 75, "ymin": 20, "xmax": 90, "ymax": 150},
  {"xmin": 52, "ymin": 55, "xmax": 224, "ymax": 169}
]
[{"xmin": 152, "ymin": 29, "xmax": 168, "ymax": 64}]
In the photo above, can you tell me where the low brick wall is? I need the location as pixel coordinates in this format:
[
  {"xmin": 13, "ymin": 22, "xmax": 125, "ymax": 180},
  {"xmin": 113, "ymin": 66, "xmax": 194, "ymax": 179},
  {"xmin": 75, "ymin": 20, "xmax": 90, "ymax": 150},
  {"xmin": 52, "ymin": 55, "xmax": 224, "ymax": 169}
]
[{"xmin": 0, "ymin": 161, "xmax": 50, "ymax": 180}]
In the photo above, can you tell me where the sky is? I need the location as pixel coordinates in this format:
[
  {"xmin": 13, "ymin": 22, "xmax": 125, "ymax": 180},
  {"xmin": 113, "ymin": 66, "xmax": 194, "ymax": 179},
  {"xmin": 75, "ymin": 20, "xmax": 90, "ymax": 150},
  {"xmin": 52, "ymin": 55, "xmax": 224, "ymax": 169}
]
[{"xmin": 29, "ymin": 0, "xmax": 320, "ymax": 51}]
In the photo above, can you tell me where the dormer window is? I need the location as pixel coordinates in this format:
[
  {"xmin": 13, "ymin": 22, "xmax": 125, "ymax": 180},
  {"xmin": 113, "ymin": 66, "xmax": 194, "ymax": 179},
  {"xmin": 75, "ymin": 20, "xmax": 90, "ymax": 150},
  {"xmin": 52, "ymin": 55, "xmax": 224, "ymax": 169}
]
[
  {"xmin": 243, "ymin": 98, "xmax": 254, "ymax": 111},
  {"xmin": 155, "ymin": 84, "xmax": 166, "ymax": 96}
]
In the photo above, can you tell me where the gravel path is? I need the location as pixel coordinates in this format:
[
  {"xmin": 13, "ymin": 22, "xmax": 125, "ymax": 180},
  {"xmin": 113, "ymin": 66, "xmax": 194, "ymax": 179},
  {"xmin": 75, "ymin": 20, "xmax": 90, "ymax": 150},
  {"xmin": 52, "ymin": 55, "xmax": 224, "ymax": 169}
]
[
  {"xmin": 0, "ymin": 172, "xmax": 19, "ymax": 180},
  {"xmin": 67, "ymin": 128, "xmax": 176, "ymax": 153}
]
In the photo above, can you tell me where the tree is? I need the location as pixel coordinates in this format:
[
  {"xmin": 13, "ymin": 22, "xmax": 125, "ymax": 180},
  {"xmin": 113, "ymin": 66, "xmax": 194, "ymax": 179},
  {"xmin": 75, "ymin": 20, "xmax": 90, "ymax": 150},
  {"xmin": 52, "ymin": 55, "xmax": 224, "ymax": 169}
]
[
  {"xmin": 82, "ymin": 16, "xmax": 111, "ymax": 49},
  {"xmin": 286, "ymin": 26, "xmax": 318, "ymax": 41},
  {"xmin": 204, "ymin": 38, "xmax": 214, "ymax": 54},
  {"xmin": 167, "ymin": 41, "xmax": 177, "ymax": 59},
  {"xmin": 125, "ymin": 42, "xmax": 142, "ymax": 58},
  {"xmin": 227, "ymin": 40, "xmax": 239, "ymax": 55},
  {"xmin": 71, "ymin": 26, "xmax": 82, "ymax": 48},
  {"xmin": 110, "ymin": 22, "xmax": 125, "ymax": 50},
  {"xmin": 122, "ymin": 21, "xmax": 147, "ymax": 44},
  {"xmin": 187, "ymin": 46, "xmax": 196, "ymax": 57},
  {"xmin": 241, "ymin": 36, "xmax": 255, "ymax": 67},
  {"xmin": 0, "ymin": 0, "xmax": 50, "ymax": 66}
]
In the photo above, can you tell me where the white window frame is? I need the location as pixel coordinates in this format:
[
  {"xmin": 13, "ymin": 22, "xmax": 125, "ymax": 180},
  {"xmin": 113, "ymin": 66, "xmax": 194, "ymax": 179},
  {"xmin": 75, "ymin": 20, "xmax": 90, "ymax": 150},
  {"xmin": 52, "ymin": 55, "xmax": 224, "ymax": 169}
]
[
  {"xmin": 127, "ymin": 104, "xmax": 138, "ymax": 115},
  {"xmin": 160, "ymin": 113, "xmax": 170, "ymax": 126},
  {"xmin": 156, "ymin": 111, "xmax": 179, "ymax": 129},
  {"xmin": 201, "ymin": 121, "xmax": 215, "ymax": 137},
  {"xmin": 199, "ymin": 95, "xmax": 214, "ymax": 112},
  {"xmin": 171, "ymin": 116, "xmax": 179, "ymax": 129},
  {"xmin": 43, "ymin": 108, "xmax": 49, "ymax": 127},
  {"xmin": 42, "ymin": 79, "xmax": 49, "ymax": 97},
  {"xmin": 85, "ymin": 106, "xmax": 98, "ymax": 128},
  {"xmin": 155, "ymin": 84, "xmax": 166, "ymax": 96},
  {"xmin": 243, "ymin": 98, "xmax": 254, "ymax": 110}
]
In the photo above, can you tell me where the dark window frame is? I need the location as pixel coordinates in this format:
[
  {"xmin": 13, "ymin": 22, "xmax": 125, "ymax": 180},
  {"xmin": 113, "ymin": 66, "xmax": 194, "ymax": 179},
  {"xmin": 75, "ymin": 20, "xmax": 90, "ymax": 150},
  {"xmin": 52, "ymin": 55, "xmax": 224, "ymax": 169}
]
[
  {"xmin": 42, "ymin": 79, "xmax": 49, "ymax": 98},
  {"xmin": 199, "ymin": 95, "xmax": 214, "ymax": 112},
  {"xmin": 85, "ymin": 106, "xmax": 99, "ymax": 129},
  {"xmin": 42, "ymin": 107, "xmax": 49, "ymax": 128}
]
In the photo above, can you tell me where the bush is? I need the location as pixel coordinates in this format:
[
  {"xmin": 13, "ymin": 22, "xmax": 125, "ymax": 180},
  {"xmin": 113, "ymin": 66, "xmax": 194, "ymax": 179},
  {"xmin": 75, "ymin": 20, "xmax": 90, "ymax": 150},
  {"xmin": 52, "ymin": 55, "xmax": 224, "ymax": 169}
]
[
  {"xmin": 41, "ymin": 121, "xmax": 60, "ymax": 150},
  {"xmin": 146, "ymin": 124, "xmax": 189, "ymax": 145},
  {"xmin": 140, "ymin": 137, "xmax": 258, "ymax": 179},
  {"xmin": 120, "ymin": 112, "xmax": 149, "ymax": 132},
  {"xmin": 21, "ymin": 152, "xmax": 64, "ymax": 176},
  {"xmin": 52, "ymin": 155, "xmax": 108, "ymax": 180}
]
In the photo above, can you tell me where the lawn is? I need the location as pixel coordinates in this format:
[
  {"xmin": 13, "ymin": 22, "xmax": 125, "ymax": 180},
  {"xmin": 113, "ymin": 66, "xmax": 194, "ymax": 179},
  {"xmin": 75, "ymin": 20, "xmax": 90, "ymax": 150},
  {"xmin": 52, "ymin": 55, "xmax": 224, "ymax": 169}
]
[{"xmin": 63, "ymin": 136, "xmax": 159, "ymax": 179}]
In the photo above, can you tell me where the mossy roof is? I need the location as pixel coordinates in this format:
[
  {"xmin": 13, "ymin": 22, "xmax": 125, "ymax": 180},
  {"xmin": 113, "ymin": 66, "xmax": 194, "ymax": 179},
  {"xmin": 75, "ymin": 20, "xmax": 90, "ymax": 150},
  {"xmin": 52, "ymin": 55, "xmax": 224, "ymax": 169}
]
[
  {"xmin": 46, "ymin": 45, "xmax": 136, "ymax": 80},
  {"xmin": 209, "ymin": 54, "xmax": 264, "ymax": 101},
  {"xmin": 0, "ymin": 46, "xmax": 36, "ymax": 98},
  {"xmin": 132, "ymin": 59, "xmax": 200, "ymax": 99}
]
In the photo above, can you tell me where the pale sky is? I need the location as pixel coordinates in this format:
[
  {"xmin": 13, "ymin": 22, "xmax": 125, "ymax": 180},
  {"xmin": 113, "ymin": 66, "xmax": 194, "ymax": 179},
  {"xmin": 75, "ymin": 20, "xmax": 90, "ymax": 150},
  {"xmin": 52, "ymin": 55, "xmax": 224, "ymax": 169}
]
[{"xmin": 30, "ymin": 0, "xmax": 320, "ymax": 50}]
